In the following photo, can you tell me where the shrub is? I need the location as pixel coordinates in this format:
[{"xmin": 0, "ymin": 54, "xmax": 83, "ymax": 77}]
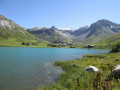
[{"xmin": 110, "ymin": 42, "xmax": 120, "ymax": 53}]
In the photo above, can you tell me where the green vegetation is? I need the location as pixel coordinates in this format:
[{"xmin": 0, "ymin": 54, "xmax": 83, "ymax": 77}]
[
  {"xmin": 98, "ymin": 32, "xmax": 120, "ymax": 45},
  {"xmin": 0, "ymin": 27, "xmax": 48, "ymax": 47},
  {"xmin": 0, "ymin": 38, "xmax": 48, "ymax": 47},
  {"xmin": 38, "ymin": 44, "xmax": 120, "ymax": 90},
  {"xmin": 0, "ymin": 33, "xmax": 48, "ymax": 47},
  {"xmin": 110, "ymin": 42, "xmax": 120, "ymax": 53},
  {"xmin": 92, "ymin": 32, "xmax": 120, "ymax": 49}
]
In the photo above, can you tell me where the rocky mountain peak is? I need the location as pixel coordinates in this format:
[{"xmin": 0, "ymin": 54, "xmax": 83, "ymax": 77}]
[
  {"xmin": 91, "ymin": 19, "xmax": 118, "ymax": 28},
  {"xmin": 0, "ymin": 15, "xmax": 18, "ymax": 30},
  {"xmin": 51, "ymin": 26, "xmax": 57, "ymax": 30}
]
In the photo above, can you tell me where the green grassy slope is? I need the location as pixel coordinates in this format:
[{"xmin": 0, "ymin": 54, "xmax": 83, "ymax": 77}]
[
  {"xmin": 0, "ymin": 28, "xmax": 47, "ymax": 47},
  {"xmin": 74, "ymin": 32, "xmax": 120, "ymax": 49},
  {"xmin": 98, "ymin": 32, "xmax": 120, "ymax": 45},
  {"xmin": 93, "ymin": 32, "xmax": 120, "ymax": 49},
  {"xmin": 0, "ymin": 15, "xmax": 48, "ymax": 47}
]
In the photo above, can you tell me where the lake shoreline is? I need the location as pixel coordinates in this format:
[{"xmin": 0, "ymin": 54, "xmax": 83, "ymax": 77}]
[
  {"xmin": 0, "ymin": 45, "xmax": 111, "ymax": 50},
  {"xmin": 40, "ymin": 51, "xmax": 120, "ymax": 89}
]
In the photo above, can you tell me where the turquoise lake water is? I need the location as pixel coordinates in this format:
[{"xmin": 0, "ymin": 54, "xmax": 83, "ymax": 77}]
[{"xmin": 0, "ymin": 47, "xmax": 109, "ymax": 90}]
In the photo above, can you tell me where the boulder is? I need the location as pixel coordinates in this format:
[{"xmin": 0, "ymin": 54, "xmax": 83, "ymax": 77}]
[
  {"xmin": 108, "ymin": 65, "xmax": 120, "ymax": 80},
  {"xmin": 85, "ymin": 66, "xmax": 99, "ymax": 72},
  {"xmin": 108, "ymin": 69, "xmax": 120, "ymax": 80},
  {"xmin": 114, "ymin": 65, "xmax": 120, "ymax": 70}
]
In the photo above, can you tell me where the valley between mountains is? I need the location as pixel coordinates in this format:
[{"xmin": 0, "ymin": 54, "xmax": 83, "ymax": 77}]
[{"xmin": 0, "ymin": 15, "xmax": 120, "ymax": 48}]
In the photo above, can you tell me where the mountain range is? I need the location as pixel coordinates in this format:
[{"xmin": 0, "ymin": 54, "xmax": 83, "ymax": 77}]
[
  {"xmin": 27, "ymin": 19, "xmax": 120, "ymax": 44},
  {"xmin": 0, "ymin": 15, "xmax": 120, "ymax": 47}
]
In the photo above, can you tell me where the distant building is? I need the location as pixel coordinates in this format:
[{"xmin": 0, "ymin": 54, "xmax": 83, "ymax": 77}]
[
  {"xmin": 70, "ymin": 46, "xmax": 75, "ymax": 48},
  {"xmin": 26, "ymin": 43, "xmax": 31, "ymax": 46},
  {"xmin": 88, "ymin": 45, "xmax": 95, "ymax": 48},
  {"xmin": 21, "ymin": 42, "xmax": 25, "ymax": 45},
  {"xmin": 83, "ymin": 45, "xmax": 95, "ymax": 48}
]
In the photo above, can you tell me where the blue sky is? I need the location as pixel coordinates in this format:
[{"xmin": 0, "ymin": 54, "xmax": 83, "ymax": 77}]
[{"xmin": 0, "ymin": 0, "xmax": 120, "ymax": 29}]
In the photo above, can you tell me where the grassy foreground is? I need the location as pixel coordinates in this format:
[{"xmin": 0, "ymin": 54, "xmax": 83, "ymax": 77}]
[{"xmin": 38, "ymin": 51, "xmax": 120, "ymax": 90}]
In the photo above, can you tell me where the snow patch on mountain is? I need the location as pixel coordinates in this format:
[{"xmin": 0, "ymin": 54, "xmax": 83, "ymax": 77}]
[{"xmin": 58, "ymin": 28, "xmax": 74, "ymax": 31}]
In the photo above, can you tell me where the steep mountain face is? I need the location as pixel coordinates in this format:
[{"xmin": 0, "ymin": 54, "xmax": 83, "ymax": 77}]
[
  {"xmin": 27, "ymin": 26, "xmax": 73, "ymax": 42},
  {"xmin": 70, "ymin": 26, "xmax": 89, "ymax": 36},
  {"xmin": 72, "ymin": 19, "xmax": 120, "ymax": 43},
  {"xmin": 87, "ymin": 19, "xmax": 120, "ymax": 37},
  {"xmin": 0, "ymin": 15, "xmax": 43, "ymax": 46},
  {"xmin": 70, "ymin": 26, "xmax": 90, "ymax": 41}
]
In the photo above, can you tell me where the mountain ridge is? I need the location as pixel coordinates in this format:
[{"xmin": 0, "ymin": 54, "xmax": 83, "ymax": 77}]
[{"xmin": 27, "ymin": 26, "xmax": 73, "ymax": 43}]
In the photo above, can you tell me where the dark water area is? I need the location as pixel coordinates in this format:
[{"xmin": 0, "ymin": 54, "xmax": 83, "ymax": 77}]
[{"xmin": 0, "ymin": 47, "xmax": 109, "ymax": 90}]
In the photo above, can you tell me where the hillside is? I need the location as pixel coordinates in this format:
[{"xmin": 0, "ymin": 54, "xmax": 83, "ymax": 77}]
[
  {"xmin": 0, "ymin": 15, "xmax": 47, "ymax": 47},
  {"xmin": 98, "ymin": 32, "xmax": 120, "ymax": 45}
]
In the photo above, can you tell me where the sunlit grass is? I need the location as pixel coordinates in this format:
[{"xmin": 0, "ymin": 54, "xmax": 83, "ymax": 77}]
[{"xmin": 38, "ymin": 51, "xmax": 120, "ymax": 90}]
